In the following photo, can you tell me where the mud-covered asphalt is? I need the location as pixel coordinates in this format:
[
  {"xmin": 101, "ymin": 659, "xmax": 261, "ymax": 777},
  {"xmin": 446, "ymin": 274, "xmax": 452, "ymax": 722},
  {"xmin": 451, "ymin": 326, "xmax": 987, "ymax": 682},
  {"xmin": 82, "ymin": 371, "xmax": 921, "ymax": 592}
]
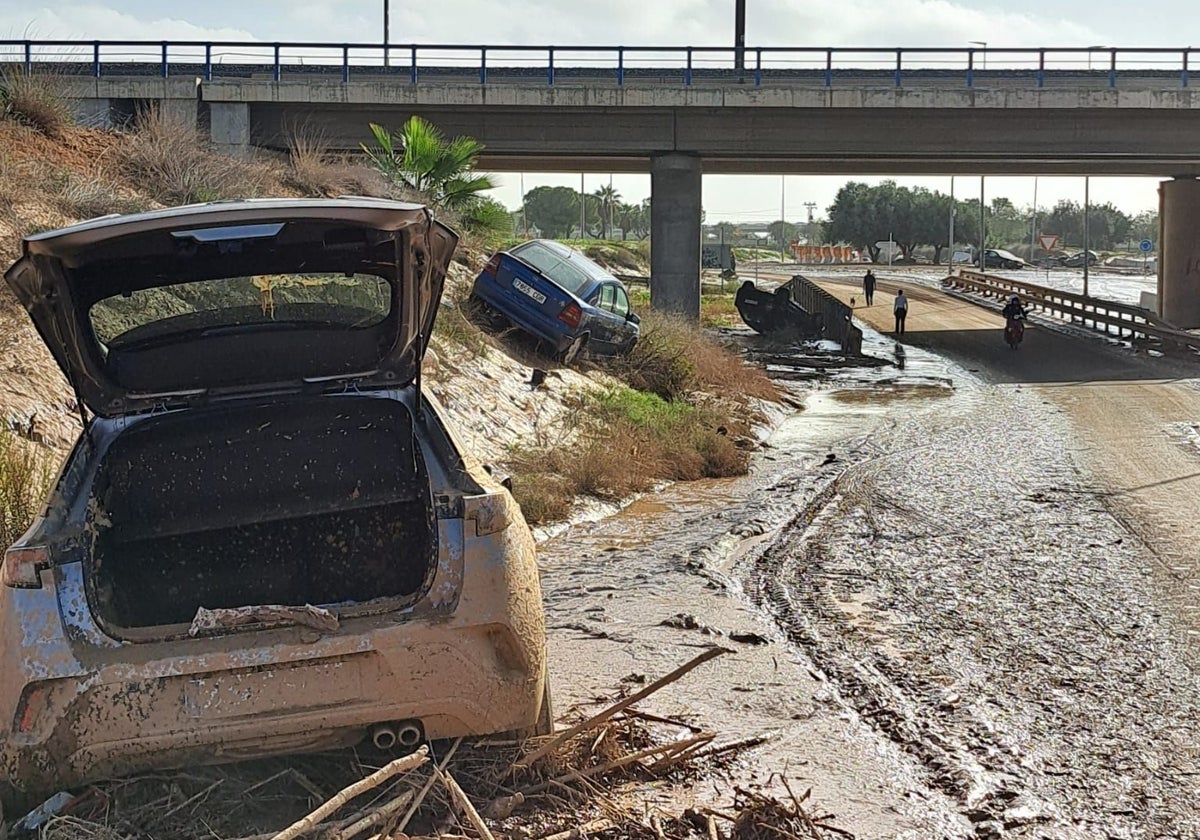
[{"xmin": 538, "ymin": 279, "xmax": 1200, "ymax": 839}]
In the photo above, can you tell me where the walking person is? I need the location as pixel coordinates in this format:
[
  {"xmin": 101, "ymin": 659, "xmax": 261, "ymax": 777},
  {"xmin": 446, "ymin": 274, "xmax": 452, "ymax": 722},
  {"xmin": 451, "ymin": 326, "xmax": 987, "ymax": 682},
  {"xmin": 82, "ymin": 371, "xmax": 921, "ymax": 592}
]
[
  {"xmin": 893, "ymin": 289, "xmax": 909, "ymax": 336},
  {"xmin": 863, "ymin": 269, "xmax": 876, "ymax": 306}
]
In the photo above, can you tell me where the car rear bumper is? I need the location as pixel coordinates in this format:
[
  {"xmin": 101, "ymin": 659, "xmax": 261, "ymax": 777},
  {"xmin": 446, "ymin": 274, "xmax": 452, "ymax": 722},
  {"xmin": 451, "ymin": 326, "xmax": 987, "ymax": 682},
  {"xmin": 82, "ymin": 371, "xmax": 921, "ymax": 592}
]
[
  {"xmin": 472, "ymin": 274, "xmax": 573, "ymax": 351},
  {"xmin": 0, "ymin": 497, "xmax": 547, "ymax": 796}
]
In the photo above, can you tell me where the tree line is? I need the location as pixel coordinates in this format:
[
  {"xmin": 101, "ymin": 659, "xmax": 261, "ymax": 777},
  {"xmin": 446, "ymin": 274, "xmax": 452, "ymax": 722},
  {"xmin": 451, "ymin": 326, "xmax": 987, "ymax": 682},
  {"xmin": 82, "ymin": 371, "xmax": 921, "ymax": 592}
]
[
  {"xmin": 825, "ymin": 181, "xmax": 1158, "ymax": 263},
  {"xmin": 519, "ymin": 185, "xmax": 652, "ymax": 239}
]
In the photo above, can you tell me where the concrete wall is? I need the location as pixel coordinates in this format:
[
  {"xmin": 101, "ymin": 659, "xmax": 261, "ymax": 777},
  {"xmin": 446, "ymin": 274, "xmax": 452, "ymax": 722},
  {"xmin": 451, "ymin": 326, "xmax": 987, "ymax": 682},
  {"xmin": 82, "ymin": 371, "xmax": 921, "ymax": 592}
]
[{"xmin": 649, "ymin": 154, "xmax": 702, "ymax": 318}]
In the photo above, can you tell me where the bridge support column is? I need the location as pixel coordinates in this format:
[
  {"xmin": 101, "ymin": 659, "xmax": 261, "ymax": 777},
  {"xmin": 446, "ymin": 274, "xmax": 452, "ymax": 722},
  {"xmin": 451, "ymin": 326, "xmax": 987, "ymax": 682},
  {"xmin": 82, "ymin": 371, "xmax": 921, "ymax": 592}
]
[
  {"xmin": 210, "ymin": 102, "xmax": 250, "ymax": 158},
  {"xmin": 72, "ymin": 98, "xmax": 113, "ymax": 129},
  {"xmin": 650, "ymin": 153, "xmax": 702, "ymax": 319},
  {"xmin": 1158, "ymin": 177, "xmax": 1200, "ymax": 328}
]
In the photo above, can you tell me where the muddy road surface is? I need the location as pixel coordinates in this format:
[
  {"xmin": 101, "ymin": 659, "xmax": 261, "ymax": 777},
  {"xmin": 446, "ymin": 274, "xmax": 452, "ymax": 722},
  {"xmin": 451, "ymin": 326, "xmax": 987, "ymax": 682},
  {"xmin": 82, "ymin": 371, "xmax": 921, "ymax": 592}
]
[{"xmin": 541, "ymin": 279, "xmax": 1200, "ymax": 838}]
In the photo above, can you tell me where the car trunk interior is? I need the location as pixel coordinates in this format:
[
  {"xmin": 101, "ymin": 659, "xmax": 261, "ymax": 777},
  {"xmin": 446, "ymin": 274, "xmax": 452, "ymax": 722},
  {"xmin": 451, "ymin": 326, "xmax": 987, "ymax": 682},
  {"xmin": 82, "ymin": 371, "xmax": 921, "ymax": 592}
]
[{"xmin": 86, "ymin": 396, "xmax": 436, "ymax": 633}]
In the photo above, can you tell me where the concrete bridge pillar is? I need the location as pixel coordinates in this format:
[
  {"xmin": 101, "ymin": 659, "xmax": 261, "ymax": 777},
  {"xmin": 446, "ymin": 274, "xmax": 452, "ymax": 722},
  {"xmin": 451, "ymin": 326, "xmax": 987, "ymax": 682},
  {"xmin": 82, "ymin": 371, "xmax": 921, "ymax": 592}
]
[
  {"xmin": 1158, "ymin": 177, "xmax": 1200, "ymax": 329},
  {"xmin": 650, "ymin": 153, "xmax": 702, "ymax": 319},
  {"xmin": 210, "ymin": 102, "xmax": 251, "ymax": 158}
]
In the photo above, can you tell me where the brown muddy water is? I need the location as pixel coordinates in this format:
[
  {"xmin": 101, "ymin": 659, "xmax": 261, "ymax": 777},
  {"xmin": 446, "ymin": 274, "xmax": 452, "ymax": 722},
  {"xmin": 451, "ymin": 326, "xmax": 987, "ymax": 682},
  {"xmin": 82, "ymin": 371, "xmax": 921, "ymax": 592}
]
[{"xmin": 537, "ymin": 323, "xmax": 1200, "ymax": 839}]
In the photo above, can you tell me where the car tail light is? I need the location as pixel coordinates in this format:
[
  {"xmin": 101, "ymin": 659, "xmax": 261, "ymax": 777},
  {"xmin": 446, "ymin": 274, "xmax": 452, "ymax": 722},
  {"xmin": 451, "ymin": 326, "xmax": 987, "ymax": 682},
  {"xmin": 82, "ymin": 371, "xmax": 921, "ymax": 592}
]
[
  {"xmin": 558, "ymin": 303, "xmax": 582, "ymax": 328},
  {"xmin": 483, "ymin": 254, "xmax": 501, "ymax": 276},
  {"xmin": 3, "ymin": 545, "xmax": 50, "ymax": 588}
]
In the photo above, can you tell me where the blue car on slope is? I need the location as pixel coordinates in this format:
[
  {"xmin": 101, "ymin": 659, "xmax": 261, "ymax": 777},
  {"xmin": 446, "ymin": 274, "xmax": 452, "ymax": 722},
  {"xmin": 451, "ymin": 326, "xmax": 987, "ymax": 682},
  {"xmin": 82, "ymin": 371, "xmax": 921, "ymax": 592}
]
[{"xmin": 471, "ymin": 239, "xmax": 641, "ymax": 363}]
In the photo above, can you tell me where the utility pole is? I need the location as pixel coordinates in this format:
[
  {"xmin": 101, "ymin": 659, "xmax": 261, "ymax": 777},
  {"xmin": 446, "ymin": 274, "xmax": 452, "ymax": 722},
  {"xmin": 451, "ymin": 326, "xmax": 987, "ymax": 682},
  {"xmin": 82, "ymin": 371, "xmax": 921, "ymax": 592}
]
[
  {"xmin": 979, "ymin": 176, "xmax": 986, "ymax": 270},
  {"xmin": 734, "ymin": 0, "xmax": 747, "ymax": 73},
  {"xmin": 948, "ymin": 175, "xmax": 955, "ymax": 268},
  {"xmin": 580, "ymin": 173, "xmax": 586, "ymax": 239},
  {"xmin": 1030, "ymin": 176, "xmax": 1038, "ymax": 260},
  {"xmin": 1083, "ymin": 176, "xmax": 1091, "ymax": 298},
  {"xmin": 383, "ymin": 0, "xmax": 390, "ymax": 68}
]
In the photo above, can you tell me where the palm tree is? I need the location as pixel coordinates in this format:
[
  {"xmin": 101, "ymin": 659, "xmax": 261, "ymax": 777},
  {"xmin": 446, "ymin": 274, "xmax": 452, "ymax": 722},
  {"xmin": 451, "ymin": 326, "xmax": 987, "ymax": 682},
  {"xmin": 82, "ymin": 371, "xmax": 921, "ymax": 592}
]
[
  {"xmin": 362, "ymin": 117, "xmax": 495, "ymax": 210},
  {"xmin": 592, "ymin": 184, "xmax": 621, "ymax": 240}
]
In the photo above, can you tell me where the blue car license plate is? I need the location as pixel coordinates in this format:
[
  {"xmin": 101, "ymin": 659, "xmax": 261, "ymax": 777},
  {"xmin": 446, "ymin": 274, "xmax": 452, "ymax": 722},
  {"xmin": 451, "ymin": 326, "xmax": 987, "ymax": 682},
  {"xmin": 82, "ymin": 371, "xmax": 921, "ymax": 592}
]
[{"xmin": 513, "ymin": 278, "xmax": 547, "ymax": 305}]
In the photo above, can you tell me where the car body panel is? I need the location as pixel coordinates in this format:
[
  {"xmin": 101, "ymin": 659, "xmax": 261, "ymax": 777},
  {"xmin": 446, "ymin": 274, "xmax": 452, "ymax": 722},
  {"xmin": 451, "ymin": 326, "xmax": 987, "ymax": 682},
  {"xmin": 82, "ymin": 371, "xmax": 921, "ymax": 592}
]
[
  {"xmin": 471, "ymin": 239, "xmax": 639, "ymax": 357},
  {"xmin": 4, "ymin": 198, "xmax": 458, "ymax": 418},
  {"xmin": 0, "ymin": 204, "xmax": 547, "ymax": 801}
]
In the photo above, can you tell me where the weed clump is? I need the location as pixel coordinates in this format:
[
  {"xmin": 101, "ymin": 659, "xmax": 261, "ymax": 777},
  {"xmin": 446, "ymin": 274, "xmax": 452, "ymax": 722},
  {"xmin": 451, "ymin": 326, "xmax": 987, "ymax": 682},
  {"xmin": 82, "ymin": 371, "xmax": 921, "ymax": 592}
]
[
  {"xmin": 117, "ymin": 109, "xmax": 276, "ymax": 205},
  {"xmin": 509, "ymin": 385, "xmax": 748, "ymax": 524},
  {"xmin": 0, "ymin": 69, "xmax": 72, "ymax": 137},
  {"xmin": 0, "ymin": 431, "xmax": 53, "ymax": 550}
]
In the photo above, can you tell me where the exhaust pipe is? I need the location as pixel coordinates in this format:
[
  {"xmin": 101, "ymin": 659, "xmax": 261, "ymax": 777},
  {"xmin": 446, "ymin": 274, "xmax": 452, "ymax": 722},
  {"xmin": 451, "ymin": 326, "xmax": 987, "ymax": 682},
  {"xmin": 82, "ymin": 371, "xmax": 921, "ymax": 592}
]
[
  {"xmin": 396, "ymin": 721, "xmax": 423, "ymax": 748},
  {"xmin": 371, "ymin": 724, "xmax": 397, "ymax": 750}
]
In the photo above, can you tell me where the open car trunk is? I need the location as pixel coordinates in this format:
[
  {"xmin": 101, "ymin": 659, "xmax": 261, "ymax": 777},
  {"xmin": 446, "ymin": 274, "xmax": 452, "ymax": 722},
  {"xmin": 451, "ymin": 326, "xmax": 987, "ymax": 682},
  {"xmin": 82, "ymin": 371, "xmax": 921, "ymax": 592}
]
[{"xmin": 86, "ymin": 396, "xmax": 436, "ymax": 635}]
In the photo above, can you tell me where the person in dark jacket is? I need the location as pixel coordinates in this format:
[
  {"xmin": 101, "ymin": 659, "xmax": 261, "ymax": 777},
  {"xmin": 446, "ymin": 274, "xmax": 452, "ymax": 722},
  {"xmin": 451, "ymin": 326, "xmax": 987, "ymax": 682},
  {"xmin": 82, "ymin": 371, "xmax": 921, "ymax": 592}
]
[{"xmin": 863, "ymin": 270, "xmax": 877, "ymax": 306}]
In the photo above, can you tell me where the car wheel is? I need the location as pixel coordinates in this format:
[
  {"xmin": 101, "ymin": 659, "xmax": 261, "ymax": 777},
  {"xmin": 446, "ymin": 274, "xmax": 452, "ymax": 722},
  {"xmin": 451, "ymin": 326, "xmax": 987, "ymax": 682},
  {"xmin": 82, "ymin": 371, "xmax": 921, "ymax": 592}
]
[{"xmin": 558, "ymin": 334, "xmax": 588, "ymax": 365}]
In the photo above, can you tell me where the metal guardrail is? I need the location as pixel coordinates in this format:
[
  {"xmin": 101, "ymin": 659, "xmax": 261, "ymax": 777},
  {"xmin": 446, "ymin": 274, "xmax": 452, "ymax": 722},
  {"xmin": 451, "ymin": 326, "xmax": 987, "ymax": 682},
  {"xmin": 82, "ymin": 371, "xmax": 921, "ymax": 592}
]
[
  {"xmin": 946, "ymin": 270, "xmax": 1198, "ymax": 346},
  {"xmin": 785, "ymin": 275, "xmax": 864, "ymax": 355},
  {"xmin": 0, "ymin": 40, "xmax": 1197, "ymax": 89}
]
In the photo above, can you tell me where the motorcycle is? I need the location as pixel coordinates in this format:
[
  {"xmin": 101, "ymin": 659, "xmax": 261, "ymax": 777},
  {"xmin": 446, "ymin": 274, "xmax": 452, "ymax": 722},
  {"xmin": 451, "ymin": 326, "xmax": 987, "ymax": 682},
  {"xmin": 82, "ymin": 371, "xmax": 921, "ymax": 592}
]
[{"xmin": 1004, "ymin": 314, "xmax": 1026, "ymax": 349}]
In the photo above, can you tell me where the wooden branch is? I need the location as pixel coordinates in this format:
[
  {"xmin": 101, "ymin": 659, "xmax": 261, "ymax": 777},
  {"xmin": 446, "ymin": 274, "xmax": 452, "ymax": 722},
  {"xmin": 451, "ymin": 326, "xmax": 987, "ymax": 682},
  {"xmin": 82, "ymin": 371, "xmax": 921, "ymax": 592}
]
[
  {"xmin": 436, "ymin": 765, "xmax": 496, "ymax": 840},
  {"xmin": 519, "ymin": 734, "xmax": 714, "ymax": 797},
  {"xmin": 268, "ymin": 746, "xmax": 428, "ymax": 840},
  {"xmin": 395, "ymin": 736, "xmax": 462, "ymax": 834},
  {"xmin": 330, "ymin": 789, "xmax": 414, "ymax": 840},
  {"xmin": 513, "ymin": 647, "xmax": 732, "ymax": 771}
]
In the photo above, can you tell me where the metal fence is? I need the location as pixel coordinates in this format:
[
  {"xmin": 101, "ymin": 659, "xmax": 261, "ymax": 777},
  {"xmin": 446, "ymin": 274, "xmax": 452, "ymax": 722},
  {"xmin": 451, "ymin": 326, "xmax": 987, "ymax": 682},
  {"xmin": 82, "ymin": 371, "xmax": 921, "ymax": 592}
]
[
  {"xmin": 0, "ymin": 41, "xmax": 1197, "ymax": 88},
  {"xmin": 946, "ymin": 270, "xmax": 1196, "ymax": 345}
]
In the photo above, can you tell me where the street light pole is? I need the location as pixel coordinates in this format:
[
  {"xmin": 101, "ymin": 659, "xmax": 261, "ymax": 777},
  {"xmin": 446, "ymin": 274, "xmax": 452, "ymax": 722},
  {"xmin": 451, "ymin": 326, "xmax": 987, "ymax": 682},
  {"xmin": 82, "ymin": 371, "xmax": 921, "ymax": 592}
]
[
  {"xmin": 1083, "ymin": 176, "xmax": 1091, "ymax": 298},
  {"xmin": 948, "ymin": 175, "xmax": 955, "ymax": 268},
  {"xmin": 979, "ymin": 175, "xmax": 986, "ymax": 270},
  {"xmin": 1030, "ymin": 176, "xmax": 1038, "ymax": 260},
  {"xmin": 969, "ymin": 41, "xmax": 987, "ymax": 70}
]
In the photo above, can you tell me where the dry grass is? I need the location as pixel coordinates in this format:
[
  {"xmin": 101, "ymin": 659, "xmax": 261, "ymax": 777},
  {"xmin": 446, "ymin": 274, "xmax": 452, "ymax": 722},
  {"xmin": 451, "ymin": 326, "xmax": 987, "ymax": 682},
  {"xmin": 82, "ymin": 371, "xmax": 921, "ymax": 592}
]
[
  {"xmin": 49, "ymin": 170, "xmax": 149, "ymax": 220},
  {"xmin": 282, "ymin": 128, "xmax": 391, "ymax": 198},
  {"xmin": 509, "ymin": 386, "xmax": 750, "ymax": 524},
  {"xmin": 0, "ymin": 68, "xmax": 73, "ymax": 138},
  {"xmin": 117, "ymin": 108, "xmax": 279, "ymax": 205},
  {"xmin": 616, "ymin": 311, "xmax": 779, "ymax": 404},
  {"xmin": 0, "ymin": 430, "xmax": 53, "ymax": 549}
]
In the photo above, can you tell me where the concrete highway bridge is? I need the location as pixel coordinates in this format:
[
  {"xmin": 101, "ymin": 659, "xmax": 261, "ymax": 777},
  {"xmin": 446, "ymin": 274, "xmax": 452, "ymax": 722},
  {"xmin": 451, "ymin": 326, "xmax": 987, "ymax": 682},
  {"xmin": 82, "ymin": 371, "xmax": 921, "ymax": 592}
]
[{"xmin": 7, "ymin": 40, "xmax": 1200, "ymax": 327}]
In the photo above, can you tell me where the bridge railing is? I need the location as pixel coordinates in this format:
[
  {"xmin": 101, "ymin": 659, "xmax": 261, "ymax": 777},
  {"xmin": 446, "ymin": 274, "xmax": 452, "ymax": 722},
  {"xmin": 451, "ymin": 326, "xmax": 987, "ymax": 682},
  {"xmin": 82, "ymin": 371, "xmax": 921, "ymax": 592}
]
[
  {"xmin": 0, "ymin": 41, "xmax": 1196, "ymax": 89},
  {"xmin": 946, "ymin": 270, "xmax": 1197, "ymax": 346}
]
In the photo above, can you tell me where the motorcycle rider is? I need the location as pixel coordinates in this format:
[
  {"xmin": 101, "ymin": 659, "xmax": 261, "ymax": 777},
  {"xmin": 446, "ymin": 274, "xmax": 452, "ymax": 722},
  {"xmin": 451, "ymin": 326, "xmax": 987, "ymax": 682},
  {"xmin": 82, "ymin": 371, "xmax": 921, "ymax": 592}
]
[
  {"xmin": 1002, "ymin": 294, "xmax": 1027, "ymax": 323},
  {"xmin": 1002, "ymin": 294, "xmax": 1028, "ymax": 344}
]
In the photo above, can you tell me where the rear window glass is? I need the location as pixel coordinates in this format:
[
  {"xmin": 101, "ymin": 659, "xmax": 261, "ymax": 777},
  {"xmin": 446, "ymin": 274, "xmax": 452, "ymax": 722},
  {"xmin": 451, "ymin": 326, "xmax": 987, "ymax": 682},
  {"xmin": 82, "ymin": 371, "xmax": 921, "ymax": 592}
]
[
  {"xmin": 511, "ymin": 241, "xmax": 600, "ymax": 296},
  {"xmin": 90, "ymin": 273, "xmax": 392, "ymax": 348}
]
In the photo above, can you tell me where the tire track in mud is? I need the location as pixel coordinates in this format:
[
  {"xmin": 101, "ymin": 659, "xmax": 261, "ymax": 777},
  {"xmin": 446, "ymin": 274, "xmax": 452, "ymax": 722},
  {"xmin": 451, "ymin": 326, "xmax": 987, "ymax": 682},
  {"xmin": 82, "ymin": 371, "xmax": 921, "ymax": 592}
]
[
  {"xmin": 736, "ymin": 391, "xmax": 1200, "ymax": 840},
  {"xmin": 739, "ymin": 465, "xmax": 1025, "ymax": 835}
]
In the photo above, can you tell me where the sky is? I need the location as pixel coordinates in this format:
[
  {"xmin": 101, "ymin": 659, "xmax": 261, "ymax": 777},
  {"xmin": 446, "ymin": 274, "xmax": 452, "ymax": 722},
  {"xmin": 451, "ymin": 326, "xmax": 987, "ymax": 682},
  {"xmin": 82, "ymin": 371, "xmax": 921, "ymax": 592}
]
[{"xmin": 0, "ymin": 0, "xmax": 1188, "ymax": 220}]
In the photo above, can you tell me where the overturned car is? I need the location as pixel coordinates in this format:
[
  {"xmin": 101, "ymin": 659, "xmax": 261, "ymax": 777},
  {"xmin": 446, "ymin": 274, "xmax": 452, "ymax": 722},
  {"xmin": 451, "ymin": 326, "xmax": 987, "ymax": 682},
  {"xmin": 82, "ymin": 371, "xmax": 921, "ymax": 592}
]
[{"xmin": 0, "ymin": 199, "xmax": 551, "ymax": 812}]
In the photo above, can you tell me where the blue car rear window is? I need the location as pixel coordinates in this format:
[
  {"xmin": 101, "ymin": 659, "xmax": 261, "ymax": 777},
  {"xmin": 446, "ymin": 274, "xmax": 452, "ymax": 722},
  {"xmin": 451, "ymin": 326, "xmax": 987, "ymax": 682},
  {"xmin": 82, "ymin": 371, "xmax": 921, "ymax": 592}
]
[{"xmin": 511, "ymin": 241, "xmax": 616, "ymax": 297}]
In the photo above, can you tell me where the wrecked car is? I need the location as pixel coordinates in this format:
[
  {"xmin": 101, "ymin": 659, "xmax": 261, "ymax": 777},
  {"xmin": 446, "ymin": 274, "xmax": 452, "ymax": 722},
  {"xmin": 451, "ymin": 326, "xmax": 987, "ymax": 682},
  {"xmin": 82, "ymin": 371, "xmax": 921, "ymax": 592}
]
[
  {"xmin": 734, "ymin": 281, "xmax": 823, "ymax": 336},
  {"xmin": 470, "ymin": 239, "xmax": 641, "ymax": 363},
  {"xmin": 0, "ymin": 199, "xmax": 551, "ymax": 812}
]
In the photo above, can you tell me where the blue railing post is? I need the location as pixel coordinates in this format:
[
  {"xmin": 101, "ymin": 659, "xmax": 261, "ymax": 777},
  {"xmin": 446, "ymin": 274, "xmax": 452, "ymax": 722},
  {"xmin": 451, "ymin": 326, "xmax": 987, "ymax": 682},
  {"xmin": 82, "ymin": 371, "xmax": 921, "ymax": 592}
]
[
  {"xmin": 92, "ymin": 41, "xmax": 101, "ymax": 78},
  {"xmin": 825, "ymin": 49, "xmax": 832, "ymax": 87},
  {"xmin": 273, "ymin": 43, "xmax": 281, "ymax": 81},
  {"xmin": 967, "ymin": 50, "xmax": 974, "ymax": 88},
  {"xmin": 894, "ymin": 49, "xmax": 902, "ymax": 87},
  {"xmin": 23, "ymin": 40, "xmax": 31, "ymax": 75},
  {"xmin": 1037, "ymin": 50, "xmax": 1045, "ymax": 88},
  {"xmin": 548, "ymin": 47, "xmax": 554, "ymax": 85},
  {"xmin": 1108, "ymin": 49, "xmax": 1117, "ymax": 88},
  {"xmin": 160, "ymin": 41, "xmax": 168, "ymax": 78},
  {"xmin": 480, "ymin": 47, "xmax": 487, "ymax": 85},
  {"xmin": 1183, "ymin": 50, "xmax": 1190, "ymax": 88},
  {"xmin": 204, "ymin": 43, "xmax": 212, "ymax": 81},
  {"xmin": 342, "ymin": 45, "xmax": 349, "ymax": 83},
  {"xmin": 685, "ymin": 47, "xmax": 692, "ymax": 85},
  {"xmin": 410, "ymin": 46, "xmax": 417, "ymax": 84},
  {"xmin": 754, "ymin": 48, "xmax": 761, "ymax": 86},
  {"xmin": 617, "ymin": 47, "xmax": 624, "ymax": 86}
]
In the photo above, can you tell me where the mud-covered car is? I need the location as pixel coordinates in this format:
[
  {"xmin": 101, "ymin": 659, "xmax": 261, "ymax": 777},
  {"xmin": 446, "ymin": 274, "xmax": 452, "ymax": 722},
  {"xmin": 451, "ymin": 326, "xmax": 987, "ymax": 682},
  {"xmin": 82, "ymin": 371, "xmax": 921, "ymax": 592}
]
[{"xmin": 0, "ymin": 199, "xmax": 551, "ymax": 813}]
